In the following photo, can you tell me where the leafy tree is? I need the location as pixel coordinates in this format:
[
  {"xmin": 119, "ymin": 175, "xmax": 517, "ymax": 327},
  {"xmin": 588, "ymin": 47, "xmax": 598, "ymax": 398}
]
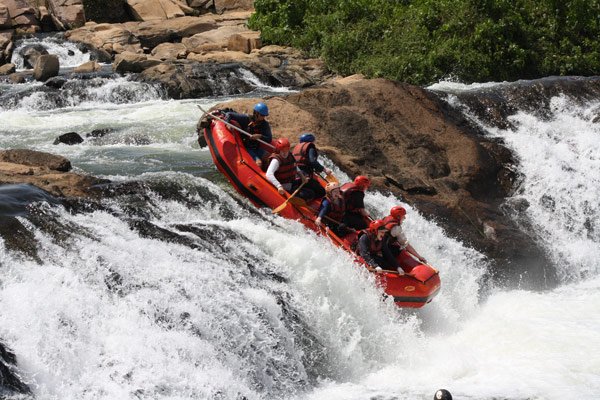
[{"xmin": 249, "ymin": 0, "xmax": 600, "ymax": 84}]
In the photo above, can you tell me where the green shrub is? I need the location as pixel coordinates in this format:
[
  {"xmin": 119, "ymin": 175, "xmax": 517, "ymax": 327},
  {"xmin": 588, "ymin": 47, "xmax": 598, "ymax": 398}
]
[{"xmin": 249, "ymin": 0, "xmax": 600, "ymax": 84}]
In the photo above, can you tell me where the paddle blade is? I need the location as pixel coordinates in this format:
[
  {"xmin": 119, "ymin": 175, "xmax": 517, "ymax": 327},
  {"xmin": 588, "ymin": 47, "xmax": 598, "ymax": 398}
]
[
  {"xmin": 272, "ymin": 200, "xmax": 289, "ymax": 214},
  {"xmin": 325, "ymin": 172, "xmax": 339, "ymax": 184},
  {"xmin": 288, "ymin": 197, "xmax": 308, "ymax": 207}
]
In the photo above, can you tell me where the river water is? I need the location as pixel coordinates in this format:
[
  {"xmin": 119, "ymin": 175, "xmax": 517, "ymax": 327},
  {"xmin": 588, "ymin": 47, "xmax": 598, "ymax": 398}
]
[{"xmin": 0, "ymin": 42, "xmax": 598, "ymax": 400}]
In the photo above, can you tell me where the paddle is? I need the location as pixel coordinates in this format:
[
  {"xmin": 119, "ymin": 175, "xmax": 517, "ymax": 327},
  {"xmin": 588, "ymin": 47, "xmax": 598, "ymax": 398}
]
[
  {"xmin": 196, "ymin": 105, "xmax": 275, "ymax": 150},
  {"xmin": 272, "ymin": 180, "xmax": 308, "ymax": 214},
  {"xmin": 324, "ymin": 171, "xmax": 339, "ymax": 184}
]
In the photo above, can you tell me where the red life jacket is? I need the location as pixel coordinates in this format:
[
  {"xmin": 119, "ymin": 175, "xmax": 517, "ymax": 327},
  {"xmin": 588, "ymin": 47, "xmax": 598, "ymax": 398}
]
[
  {"xmin": 292, "ymin": 142, "xmax": 316, "ymax": 171},
  {"xmin": 340, "ymin": 182, "xmax": 365, "ymax": 211},
  {"xmin": 359, "ymin": 230, "xmax": 383, "ymax": 255},
  {"xmin": 269, "ymin": 153, "xmax": 297, "ymax": 184},
  {"xmin": 382, "ymin": 215, "xmax": 399, "ymax": 230}
]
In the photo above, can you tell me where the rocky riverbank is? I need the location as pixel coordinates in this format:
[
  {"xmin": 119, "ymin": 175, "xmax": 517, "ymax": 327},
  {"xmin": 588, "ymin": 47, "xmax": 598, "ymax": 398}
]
[{"xmin": 1, "ymin": 1, "xmax": 329, "ymax": 92}]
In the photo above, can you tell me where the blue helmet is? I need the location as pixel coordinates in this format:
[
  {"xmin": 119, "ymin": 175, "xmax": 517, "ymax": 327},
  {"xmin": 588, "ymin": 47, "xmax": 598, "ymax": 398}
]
[
  {"xmin": 253, "ymin": 102, "xmax": 269, "ymax": 116},
  {"xmin": 299, "ymin": 133, "xmax": 315, "ymax": 143}
]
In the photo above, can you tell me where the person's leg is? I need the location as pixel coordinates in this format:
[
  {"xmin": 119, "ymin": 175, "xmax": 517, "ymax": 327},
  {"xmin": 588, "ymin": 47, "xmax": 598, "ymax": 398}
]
[
  {"xmin": 343, "ymin": 212, "xmax": 368, "ymax": 230},
  {"xmin": 307, "ymin": 178, "xmax": 325, "ymax": 199},
  {"xmin": 291, "ymin": 179, "xmax": 315, "ymax": 201},
  {"xmin": 374, "ymin": 254, "xmax": 395, "ymax": 271},
  {"xmin": 246, "ymin": 148, "xmax": 263, "ymax": 168}
]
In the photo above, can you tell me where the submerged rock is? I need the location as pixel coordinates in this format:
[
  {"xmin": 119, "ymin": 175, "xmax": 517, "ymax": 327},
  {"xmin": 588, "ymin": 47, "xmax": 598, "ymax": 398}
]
[
  {"xmin": 54, "ymin": 131, "xmax": 84, "ymax": 145},
  {"xmin": 0, "ymin": 340, "xmax": 31, "ymax": 396},
  {"xmin": 33, "ymin": 53, "xmax": 60, "ymax": 81}
]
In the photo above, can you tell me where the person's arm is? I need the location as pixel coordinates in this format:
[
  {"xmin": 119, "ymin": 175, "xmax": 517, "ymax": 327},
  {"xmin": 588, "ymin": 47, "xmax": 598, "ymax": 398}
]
[
  {"xmin": 297, "ymin": 167, "xmax": 309, "ymax": 183},
  {"xmin": 406, "ymin": 243, "xmax": 427, "ymax": 263},
  {"xmin": 357, "ymin": 235, "xmax": 378, "ymax": 267},
  {"xmin": 225, "ymin": 112, "xmax": 250, "ymax": 131},
  {"xmin": 390, "ymin": 225, "xmax": 408, "ymax": 248},
  {"xmin": 382, "ymin": 237, "xmax": 401, "ymax": 271},
  {"xmin": 266, "ymin": 158, "xmax": 285, "ymax": 194},
  {"xmin": 316, "ymin": 199, "xmax": 331, "ymax": 226},
  {"xmin": 307, "ymin": 147, "xmax": 325, "ymax": 173},
  {"xmin": 259, "ymin": 122, "xmax": 272, "ymax": 143},
  {"xmin": 390, "ymin": 226, "xmax": 426, "ymax": 263}
]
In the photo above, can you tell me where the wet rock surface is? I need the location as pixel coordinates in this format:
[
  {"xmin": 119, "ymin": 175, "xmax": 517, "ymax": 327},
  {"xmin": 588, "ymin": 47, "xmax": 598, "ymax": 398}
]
[
  {"xmin": 0, "ymin": 340, "xmax": 31, "ymax": 395},
  {"xmin": 0, "ymin": 149, "xmax": 107, "ymax": 197},
  {"xmin": 436, "ymin": 76, "xmax": 600, "ymax": 129}
]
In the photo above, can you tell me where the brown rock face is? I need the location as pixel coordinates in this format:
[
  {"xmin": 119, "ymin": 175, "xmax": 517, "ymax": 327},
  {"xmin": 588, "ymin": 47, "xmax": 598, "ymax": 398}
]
[
  {"xmin": 0, "ymin": 62, "xmax": 15, "ymax": 74},
  {"xmin": 0, "ymin": 4, "xmax": 11, "ymax": 28},
  {"xmin": 126, "ymin": 0, "xmax": 185, "ymax": 21},
  {"xmin": 0, "ymin": 149, "xmax": 72, "ymax": 171},
  {"xmin": 214, "ymin": 0, "xmax": 253, "ymax": 11},
  {"xmin": 0, "ymin": 149, "xmax": 105, "ymax": 198},
  {"xmin": 113, "ymin": 51, "xmax": 161, "ymax": 73},
  {"xmin": 226, "ymin": 31, "xmax": 260, "ymax": 53},
  {"xmin": 46, "ymin": 0, "xmax": 85, "ymax": 29},
  {"xmin": 0, "ymin": 29, "xmax": 14, "ymax": 65},
  {"xmin": 214, "ymin": 77, "xmax": 556, "ymax": 289},
  {"xmin": 65, "ymin": 22, "xmax": 142, "ymax": 55}
]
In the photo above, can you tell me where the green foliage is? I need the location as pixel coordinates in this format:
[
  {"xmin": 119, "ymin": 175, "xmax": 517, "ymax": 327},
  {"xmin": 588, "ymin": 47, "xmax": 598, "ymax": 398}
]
[{"xmin": 248, "ymin": 0, "xmax": 600, "ymax": 84}]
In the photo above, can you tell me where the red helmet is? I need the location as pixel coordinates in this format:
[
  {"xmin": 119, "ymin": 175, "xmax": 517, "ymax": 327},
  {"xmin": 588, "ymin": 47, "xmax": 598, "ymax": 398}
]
[
  {"xmin": 390, "ymin": 206, "xmax": 406, "ymax": 220},
  {"xmin": 274, "ymin": 137, "xmax": 290, "ymax": 152},
  {"xmin": 354, "ymin": 175, "xmax": 370, "ymax": 189}
]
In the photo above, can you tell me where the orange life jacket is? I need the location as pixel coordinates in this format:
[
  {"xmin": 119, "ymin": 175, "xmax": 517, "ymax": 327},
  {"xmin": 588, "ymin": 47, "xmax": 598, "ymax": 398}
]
[{"xmin": 269, "ymin": 153, "xmax": 297, "ymax": 184}]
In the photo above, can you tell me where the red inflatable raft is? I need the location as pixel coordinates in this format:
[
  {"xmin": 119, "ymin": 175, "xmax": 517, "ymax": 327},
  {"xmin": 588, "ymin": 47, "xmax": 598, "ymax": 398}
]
[{"xmin": 202, "ymin": 114, "xmax": 440, "ymax": 308}]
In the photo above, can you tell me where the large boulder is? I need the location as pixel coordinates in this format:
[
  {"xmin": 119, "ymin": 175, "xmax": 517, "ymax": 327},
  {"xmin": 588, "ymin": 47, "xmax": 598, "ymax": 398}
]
[
  {"xmin": 65, "ymin": 22, "xmax": 142, "ymax": 55},
  {"xmin": 226, "ymin": 30, "xmax": 260, "ymax": 53},
  {"xmin": 0, "ymin": 3, "xmax": 11, "ymax": 28},
  {"xmin": 3, "ymin": 0, "xmax": 38, "ymax": 33},
  {"xmin": 46, "ymin": 0, "xmax": 86, "ymax": 30},
  {"xmin": 182, "ymin": 24, "xmax": 246, "ymax": 52},
  {"xmin": 113, "ymin": 51, "xmax": 161, "ymax": 73},
  {"xmin": 0, "ymin": 62, "xmax": 15, "ymax": 74},
  {"xmin": 0, "ymin": 29, "xmax": 14, "ymax": 65},
  {"xmin": 33, "ymin": 53, "xmax": 59, "ymax": 81},
  {"xmin": 140, "ymin": 61, "xmax": 253, "ymax": 98},
  {"xmin": 126, "ymin": 0, "xmax": 185, "ymax": 21},
  {"xmin": 72, "ymin": 59, "xmax": 101, "ymax": 72},
  {"xmin": 0, "ymin": 149, "xmax": 71, "ymax": 171},
  {"xmin": 19, "ymin": 43, "xmax": 48, "ymax": 69},
  {"xmin": 0, "ymin": 149, "xmax": 105, "ymax": 197},
  {"xmin": 150, "ymin": 42, "xmax": 187, "ymax": 60},
  {"xmin": 123, "ymin": 15, "xmax": 217, "ymax": 48},
  {"xmin": 214, "ymin": 0, "xmax": 254, "ymax": 12},
  {"xmin": 37, "ymin": 6, "xmax": 56, "ymax": 31}
]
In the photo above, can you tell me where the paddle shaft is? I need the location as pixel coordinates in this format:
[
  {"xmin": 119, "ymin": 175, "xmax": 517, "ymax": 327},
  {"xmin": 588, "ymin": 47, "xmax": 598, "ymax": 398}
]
[
  {"xmin": 272, "ymin": 180, "xmax": 308, "ymax": 214},
  {"xmin": 197, "ymin": 105, "xmax": 275, "ymax": 150}
]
